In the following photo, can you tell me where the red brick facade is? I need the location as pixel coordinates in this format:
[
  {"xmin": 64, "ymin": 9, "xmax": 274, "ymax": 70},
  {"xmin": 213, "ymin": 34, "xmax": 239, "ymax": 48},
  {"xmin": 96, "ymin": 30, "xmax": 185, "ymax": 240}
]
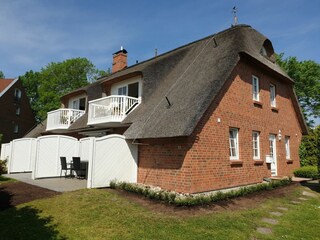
[
  {"xmin": 137, "ymin": 59, "xmax": 303, "ymax": 193},
  {"xmin": 0, "ymin": 79, "xmax": 36, "ymax": 144}
]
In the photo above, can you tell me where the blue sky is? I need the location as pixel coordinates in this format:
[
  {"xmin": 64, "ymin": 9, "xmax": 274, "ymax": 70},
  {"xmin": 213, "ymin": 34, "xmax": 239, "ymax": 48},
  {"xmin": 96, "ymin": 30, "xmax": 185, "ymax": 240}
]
[{"xmin": 1, "ymin": 0, "xmax": 319, "ymax": 123}]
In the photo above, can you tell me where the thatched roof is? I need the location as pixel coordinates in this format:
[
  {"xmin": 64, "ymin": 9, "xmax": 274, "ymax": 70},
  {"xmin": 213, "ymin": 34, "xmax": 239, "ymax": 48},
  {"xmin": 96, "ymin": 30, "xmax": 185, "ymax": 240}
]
[{"xmin": 51, "ymin": 24, "xmax": 308, "ymax": 138}]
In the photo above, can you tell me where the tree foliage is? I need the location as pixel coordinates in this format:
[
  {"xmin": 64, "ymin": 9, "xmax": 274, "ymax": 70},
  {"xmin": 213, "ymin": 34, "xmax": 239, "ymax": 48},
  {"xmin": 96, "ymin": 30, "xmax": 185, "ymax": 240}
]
[
  {"xmin": 0, "ymin": 71, "xmax": 5, "ymax": 78},
  {"xmin": 20, "ymin": 57, "xmax": 108, "ymax": 121},
  {"xmin": 299, "ymin": 125, "xmax": 320, "ymax": 167},
  {"xmin": 276, "ymin": 54, "xmax": 320, "ymax": 126}
]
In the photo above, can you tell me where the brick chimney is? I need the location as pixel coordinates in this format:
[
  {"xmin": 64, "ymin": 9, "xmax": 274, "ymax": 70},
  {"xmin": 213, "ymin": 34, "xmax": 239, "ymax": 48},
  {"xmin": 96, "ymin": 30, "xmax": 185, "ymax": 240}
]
[{"xmin": 112, "ymin": 46, "xmax": 128, "ymax": 73}]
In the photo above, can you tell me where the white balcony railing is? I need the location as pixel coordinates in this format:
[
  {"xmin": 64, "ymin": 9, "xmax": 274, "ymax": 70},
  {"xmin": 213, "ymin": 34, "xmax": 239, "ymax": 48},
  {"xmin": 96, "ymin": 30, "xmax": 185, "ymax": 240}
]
[
  {"xmin": 88, "ymin": 95, "xmax": 140, "ymax": 125},
  {"xmin": 46, "ymin": 108, "xmax": 85, "ymax": 131}
]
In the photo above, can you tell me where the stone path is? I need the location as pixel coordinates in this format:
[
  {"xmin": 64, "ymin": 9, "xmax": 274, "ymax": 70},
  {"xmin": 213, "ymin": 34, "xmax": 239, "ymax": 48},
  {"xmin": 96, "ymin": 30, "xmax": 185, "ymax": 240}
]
[{"xmin": 254, "ymin": 188, "xmax": 317, "ymax": 237}]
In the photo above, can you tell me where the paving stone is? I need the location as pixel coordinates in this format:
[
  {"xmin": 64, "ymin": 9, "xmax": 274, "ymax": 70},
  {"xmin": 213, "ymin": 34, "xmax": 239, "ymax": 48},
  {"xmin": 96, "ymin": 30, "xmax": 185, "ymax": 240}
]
[
  {"xmin": 298, "ymin": 197, "xmax": 308, "ymax": 201},
  {"xmin": 257, "ymin": 227, "xmax": 272, "ymax": 234},
  {"xmin": 302, "ymin": 191, "xmax": 318, "ymax": 198},
  {"xmin": 261, "ymin": 218, "xmax": 279, "ymax": 225},
  {"xmin": 277, "ymin": 207, "xmax": 288, "ymax": 211},
  {"xmin": 270, "ymin": 211, "xmax": 283, "ymax": 216},
  {"xmin": 291, "ymin": 200, "xmax": 302, "ymax": 204}
]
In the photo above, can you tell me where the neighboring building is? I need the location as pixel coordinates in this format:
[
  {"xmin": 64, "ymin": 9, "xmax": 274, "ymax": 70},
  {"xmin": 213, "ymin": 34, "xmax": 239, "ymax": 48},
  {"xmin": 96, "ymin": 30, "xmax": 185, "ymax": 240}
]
[
  {"xmin": 0, "ymin": 78, "xmax": 36, "ymax": 144},
  {"xmin": 26, "ymin": 25, "xmax": 308, "ymax": 193}
]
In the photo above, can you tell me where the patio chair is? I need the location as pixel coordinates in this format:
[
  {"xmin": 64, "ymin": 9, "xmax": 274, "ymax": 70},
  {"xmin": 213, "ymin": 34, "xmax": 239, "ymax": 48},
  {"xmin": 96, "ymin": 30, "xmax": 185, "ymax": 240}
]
[
  {"xmin": 71, "ymin": 157, "xmax": 86, "ymax": 179},
  {"xmin": 60, "ymin": 157, "xmax": 71, "ymax": 178}
]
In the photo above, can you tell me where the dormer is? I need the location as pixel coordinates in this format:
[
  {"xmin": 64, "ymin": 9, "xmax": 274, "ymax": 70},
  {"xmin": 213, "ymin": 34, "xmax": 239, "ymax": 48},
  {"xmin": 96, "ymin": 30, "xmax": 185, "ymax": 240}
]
[{"xmin": 260, "ymin": 39, "xmax": 276, "ymax": 63}]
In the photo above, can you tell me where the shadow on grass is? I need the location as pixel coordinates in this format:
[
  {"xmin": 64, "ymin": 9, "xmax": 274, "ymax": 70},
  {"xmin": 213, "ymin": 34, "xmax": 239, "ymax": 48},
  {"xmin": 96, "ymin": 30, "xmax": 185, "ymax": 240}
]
[
  {"xmin": 0, "ymin": 188, "xmax": 66, "ymax": 240},
  {"xmin": 301, "ymin": 181, "xmax": 320, "ymax": 193}
]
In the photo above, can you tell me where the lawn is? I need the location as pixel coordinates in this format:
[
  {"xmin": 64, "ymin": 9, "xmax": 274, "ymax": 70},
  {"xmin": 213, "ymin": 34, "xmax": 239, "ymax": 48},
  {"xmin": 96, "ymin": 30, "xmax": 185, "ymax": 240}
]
[
  {"xmin": 0, "ymin": 175, "xmax": 16, "ymax": 184},
  {"xmin": 0, "ymin": 183, "xmax": 319, "ymax": 240}
]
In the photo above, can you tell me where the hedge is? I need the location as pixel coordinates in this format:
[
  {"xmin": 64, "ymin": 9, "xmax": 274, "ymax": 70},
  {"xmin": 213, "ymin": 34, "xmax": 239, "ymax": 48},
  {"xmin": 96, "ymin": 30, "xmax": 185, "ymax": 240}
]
[
  {"xmin": 110, "ymin": 178, "xmax": 292, "ymax": 206},
  {"xmin": 294, "ymin": 166, "xmax": 319, "ymax": 179}
]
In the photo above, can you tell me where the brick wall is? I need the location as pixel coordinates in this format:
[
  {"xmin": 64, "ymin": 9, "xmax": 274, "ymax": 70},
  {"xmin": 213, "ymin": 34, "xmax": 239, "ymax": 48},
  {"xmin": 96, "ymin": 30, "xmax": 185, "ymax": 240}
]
[
  {"xmin": 137, "ymin": 59, "xmax": 303, "ymax": 193},
  {"xmin": 0, "ymin": 79, "xmax": 36, "ymax": 144}
]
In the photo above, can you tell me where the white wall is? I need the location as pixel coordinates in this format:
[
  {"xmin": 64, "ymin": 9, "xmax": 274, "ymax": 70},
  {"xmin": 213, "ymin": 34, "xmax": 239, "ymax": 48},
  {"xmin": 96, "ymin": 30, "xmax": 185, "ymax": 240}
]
[
  {"xmin": 33, "ymin": 135, "xmax": 79, "ymax": 179},
  {"xmin": 9, "ymin": 138, "xmax": 36, "ymax": 173},
  {"xmin": 88, "ymin": 134, "xmax": 138, "ymax": 188}
]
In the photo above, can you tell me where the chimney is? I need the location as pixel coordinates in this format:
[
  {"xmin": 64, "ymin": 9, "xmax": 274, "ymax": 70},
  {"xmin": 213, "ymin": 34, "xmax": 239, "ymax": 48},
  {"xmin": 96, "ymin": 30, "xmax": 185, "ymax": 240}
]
[{"xmin": 112, "ymin": 46, "xmax": 128, "ymax": 73}]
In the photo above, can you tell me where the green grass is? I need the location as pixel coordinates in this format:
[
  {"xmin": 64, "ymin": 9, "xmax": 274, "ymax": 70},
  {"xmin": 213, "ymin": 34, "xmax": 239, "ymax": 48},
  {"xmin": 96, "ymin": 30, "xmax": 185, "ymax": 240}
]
[
  {"xmin": 0, "ymin": 185, "xmax": 319, "ymax": 240},
  {"xmin": 0, "ymin": 175, "xmax": 16, "ymax": 184}
]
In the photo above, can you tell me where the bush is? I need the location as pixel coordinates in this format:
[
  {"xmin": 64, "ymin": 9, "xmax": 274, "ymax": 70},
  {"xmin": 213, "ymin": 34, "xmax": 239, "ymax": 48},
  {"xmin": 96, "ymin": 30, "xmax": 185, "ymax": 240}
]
[
  {"xmin": 110, "ymin": 178, "xmax": 292, "ymax": 207},
  {"xmin": 0, "ymin": 159, "xmax": 7, "ymax": 175},
  {"xmin": 294, "ymin": 166, "xmax": 319, "ymax": 179}
]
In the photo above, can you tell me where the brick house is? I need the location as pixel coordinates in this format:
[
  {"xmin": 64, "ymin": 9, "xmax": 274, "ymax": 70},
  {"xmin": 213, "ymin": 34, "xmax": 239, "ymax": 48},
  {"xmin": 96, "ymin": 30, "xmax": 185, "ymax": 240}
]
[
  {"xmin": 26, "ymin": 25, "xmax": 308, "ymax": 193},
  {"xmin": 0, "ymin": 78, "xmax": 36, "ymax": 144}
]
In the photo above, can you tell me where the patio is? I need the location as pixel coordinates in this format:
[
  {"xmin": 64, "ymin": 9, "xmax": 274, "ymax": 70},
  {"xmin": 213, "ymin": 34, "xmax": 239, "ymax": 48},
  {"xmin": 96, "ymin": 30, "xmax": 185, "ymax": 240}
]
[{"xmin": 3, "ymin": 173, "xmax": 87, "ymax": 192}]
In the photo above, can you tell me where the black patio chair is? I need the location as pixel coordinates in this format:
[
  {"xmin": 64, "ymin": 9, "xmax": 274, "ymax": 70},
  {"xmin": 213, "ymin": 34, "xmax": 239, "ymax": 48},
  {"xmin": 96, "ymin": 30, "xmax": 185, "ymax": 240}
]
[
  {"xmin": 71, "ymin": 157, "xmax": 86, "ymax": 179},
  {"xmin": 60, "ymin": 157, "xmax": 71, "ymax": 178}
]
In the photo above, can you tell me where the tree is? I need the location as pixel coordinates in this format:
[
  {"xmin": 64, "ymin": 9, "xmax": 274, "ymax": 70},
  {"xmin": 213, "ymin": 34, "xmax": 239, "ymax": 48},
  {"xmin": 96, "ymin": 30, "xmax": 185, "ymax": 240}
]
[
  {"xmin": 299, "ymin": 125, "xmax": 320, "ymax": 166},
  {"xmin": 276, "ymin": 54, "xmax": 320, "ymax": 126},
  {"xmin": 0, "ymin": 71, "xmax": 4, "ymax": 78},
  {"xmin": 20, "ymin": 57, "xmax": 108, "ymax": 121},
  {"xmin": 19, "ymin": 70, "xmax": 41, "ymax": 121}
]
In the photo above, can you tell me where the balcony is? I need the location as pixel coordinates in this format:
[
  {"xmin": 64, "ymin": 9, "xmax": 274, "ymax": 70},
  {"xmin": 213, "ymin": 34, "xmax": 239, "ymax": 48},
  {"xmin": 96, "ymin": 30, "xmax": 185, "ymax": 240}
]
[
  {"xmin": 46, "ymin": 108, "xmax": 85, "ymax": 131},
  {"xmin": 88, "ymin": 95, "xmax": 140, "ymax": 126}
]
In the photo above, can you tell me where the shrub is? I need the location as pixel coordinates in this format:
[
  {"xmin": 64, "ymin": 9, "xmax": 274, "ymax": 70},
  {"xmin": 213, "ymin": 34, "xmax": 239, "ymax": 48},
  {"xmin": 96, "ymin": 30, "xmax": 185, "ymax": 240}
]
[
  {"xmin": 0, "ymin": 159, "xmax": 7, "ymax": 175},
  {"xmin": 294, "ymin": 166, "xmax": 319, "ymax": 179},
  {"xmin": 109, "ymin": 178, "xmax": 292, "ymax": 207}
]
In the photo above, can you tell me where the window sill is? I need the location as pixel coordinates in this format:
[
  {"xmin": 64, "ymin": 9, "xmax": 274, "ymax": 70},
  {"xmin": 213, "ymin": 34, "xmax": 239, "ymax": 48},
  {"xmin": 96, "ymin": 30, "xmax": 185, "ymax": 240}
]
[
  {"xmin": 253, "ymin": 101, "xmax": 263, "ymax": 108},
  {"xmin": 286, "ymin": 159, "xmax": 293, "ymax": 164},
  {"xmin": 253, "ymin": 160, "xmax": 264, "ymax": 165},
  {"xmin": 271, "ymin": 107, "xmax": 279, "ymax": 113},
  {"xmin": 230, "ymin": 160, "xmax": 243, "ymax": 165}
]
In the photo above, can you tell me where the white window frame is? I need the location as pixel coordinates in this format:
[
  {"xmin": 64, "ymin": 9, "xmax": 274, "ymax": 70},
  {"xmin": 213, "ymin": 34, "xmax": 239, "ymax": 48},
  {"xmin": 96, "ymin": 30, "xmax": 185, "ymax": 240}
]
[
  {"xmin": 117, "ymin": 86, "xmax": 127, "ymax": 96},
  {"xmin": 252, "ymin": 131, "xmax": 260, "ymax": 160},
  {"xmin": 111, "ymin": 76, "xmax": 143, "ymax": 99},
  {"xmin": 13, "ymin": 124, "xmax": 19, "ymax": 133},
  {"xmin": 270, "ymin": 84, "xmax": 276, "ymax": 107},
  {"xmin": 252, "ymin": 75, "xmax": 259, "ymax": 101},
  {"xmin": 16, "ymin": 107, "xmax": 21, "ymax": 116},
  {"xmin": 14, "ymin": 88, "xmax": 22, "ymax": 99},
  {"xmin": 229, "ymin": 128, "xmax": 239, "ymax": 160},
  {"xmin": 285, "ymin": 136, "xmax": 290, "ymax": 159}
]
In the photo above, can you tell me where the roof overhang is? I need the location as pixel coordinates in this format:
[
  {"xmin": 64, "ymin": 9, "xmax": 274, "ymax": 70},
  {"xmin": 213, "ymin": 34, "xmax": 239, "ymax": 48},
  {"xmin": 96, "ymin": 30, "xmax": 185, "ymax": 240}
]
[
  {"xmin": 101, "ymin": 71, "xmax": 143, "ymax": 87},
  {"xmin": 60, "ymin": 89, "xmax": 87, "ymax": 102},
  {"xmin": 239, "ymin": 51, "xmax": 294, "ymax": 84}
]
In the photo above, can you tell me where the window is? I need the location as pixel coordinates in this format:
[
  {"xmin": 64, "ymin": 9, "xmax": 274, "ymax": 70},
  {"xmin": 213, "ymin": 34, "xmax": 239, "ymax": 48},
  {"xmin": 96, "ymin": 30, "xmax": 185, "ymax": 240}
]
[
  {"xmin": 118, "ymin": 86, "xmax": 127, "ymax": 96},
  {"xmin": 270, "ymin": 84, "xmax": 276, "ymax": 107},
  {"xmin": 16, "ymin": 107, "xmax": 21, "ymax": 116},
  {"xmin": 260, "ymin": 46, "xmax": 267, "ymax": 57},
  {"xmin": 13, "ymin": 124, "xmax": 19, "ymax": 133},
  {"xmin": 252, "ymin": 131, "xmax": 260, "ymax": 159},
  {"xmin": 269, "ymin": 134, "xmax": 276, "ymax": 157},
  {"xmin": 252, "ymin": 75, "xmax": 259, "ymax": 101},
  {"xmin": 285, "ymin": 136, "xmax": 290, "ymax": 159},
  {"xmin": 229, "ymin": 128, "xmax": 239, "ymax": 160},
  {"xmin": 14, "ymin": 88, "xmax": 22, "ymax": 101},
  {"xmin": 72, "ymin": 97, "xmax": 86, "ymax": 110}
]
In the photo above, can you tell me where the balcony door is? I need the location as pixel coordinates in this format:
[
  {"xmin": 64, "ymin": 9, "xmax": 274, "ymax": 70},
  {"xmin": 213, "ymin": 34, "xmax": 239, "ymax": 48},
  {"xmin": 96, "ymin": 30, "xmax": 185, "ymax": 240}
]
[
  {"xmin": 72, "ymin": 97, "xmax": 86, "ymax": 110},
  {"xmin": 117, "ymin": 82, "xmax": 139, "ymax": 98},
  {"xmin": 128, "ymin": 82, "xmax": 139, "ymax": 98}
]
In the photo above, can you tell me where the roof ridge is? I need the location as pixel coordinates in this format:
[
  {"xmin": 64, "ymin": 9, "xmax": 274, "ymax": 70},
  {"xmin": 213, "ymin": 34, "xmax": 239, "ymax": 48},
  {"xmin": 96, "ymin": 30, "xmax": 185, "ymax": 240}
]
[{"xmin": 98, "ymin": 24, "xmax": 252, "ymax": 80}]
